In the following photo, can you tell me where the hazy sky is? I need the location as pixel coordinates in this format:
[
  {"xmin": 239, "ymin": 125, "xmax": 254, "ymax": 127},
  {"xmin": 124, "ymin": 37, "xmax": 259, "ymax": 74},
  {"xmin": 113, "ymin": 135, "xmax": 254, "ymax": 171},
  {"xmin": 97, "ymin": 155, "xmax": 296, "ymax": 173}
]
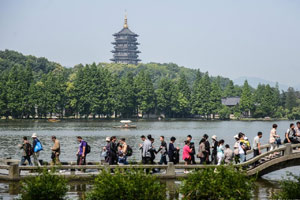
[{"xmin": 0, "ymin": 0, "xmax": 299, "ymax": 86}]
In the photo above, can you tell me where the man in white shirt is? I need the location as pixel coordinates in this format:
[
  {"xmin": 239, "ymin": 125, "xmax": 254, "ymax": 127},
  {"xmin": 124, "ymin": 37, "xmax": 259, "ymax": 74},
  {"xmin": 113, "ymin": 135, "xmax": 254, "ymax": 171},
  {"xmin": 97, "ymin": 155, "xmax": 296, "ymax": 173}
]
[{"xmin": 253, "ymin": 132, "xmax": 262, "ymax": 166}]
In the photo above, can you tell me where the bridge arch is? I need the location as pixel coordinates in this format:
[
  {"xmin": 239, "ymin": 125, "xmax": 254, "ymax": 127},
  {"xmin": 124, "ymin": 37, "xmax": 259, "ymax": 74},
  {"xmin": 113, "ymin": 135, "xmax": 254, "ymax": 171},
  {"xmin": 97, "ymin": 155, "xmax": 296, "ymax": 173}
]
[{"xmin": 247, "ymin": 153, "xmax": 300, "ymax": 177}]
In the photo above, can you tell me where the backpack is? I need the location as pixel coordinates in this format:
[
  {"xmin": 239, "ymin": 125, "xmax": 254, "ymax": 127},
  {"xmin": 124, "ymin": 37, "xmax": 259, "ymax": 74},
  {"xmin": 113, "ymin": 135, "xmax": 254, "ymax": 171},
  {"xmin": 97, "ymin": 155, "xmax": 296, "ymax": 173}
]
[
  {"xmin": 34, "ymin": 140, "xmax": 43, "ymax": 153},
  {"xmin": 86, "ymin": 143, "xmax": 91, "ymax": 154},
  {"xmin": 126, "ymin": 145, "xmax": 133, "ymax": 157},
  {"xmin": 25, "ymin": 143, "xmax": 33, "ymax": 156}
]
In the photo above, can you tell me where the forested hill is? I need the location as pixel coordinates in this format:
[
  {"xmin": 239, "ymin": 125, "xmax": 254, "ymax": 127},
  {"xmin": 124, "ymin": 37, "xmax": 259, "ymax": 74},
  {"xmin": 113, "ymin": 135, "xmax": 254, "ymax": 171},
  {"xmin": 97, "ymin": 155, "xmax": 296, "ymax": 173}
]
[
  {"xmin": 0, "ymin": 49, "xmax": 230, "ymax": 89},
  {"xmin": 0, "ymin": 50, "xmax": 61, "ymax": 75},
  {"xmin": 1, "ymin": 49, "xmax": 299, "ymax": 120}
]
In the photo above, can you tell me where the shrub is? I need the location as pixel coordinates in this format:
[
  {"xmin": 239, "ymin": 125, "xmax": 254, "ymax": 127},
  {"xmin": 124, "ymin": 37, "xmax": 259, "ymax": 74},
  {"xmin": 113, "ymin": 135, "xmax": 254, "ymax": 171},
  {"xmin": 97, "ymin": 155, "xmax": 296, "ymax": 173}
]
[
  {"xmin": 180, "ymin": 166, "xmax": 255, "ymax": 200},
  {"xmin": 273, "ymin": 172, "xmax": 300, "ymax": 199},
  {"xmin": 86, "ymin": 169, "xmax": 167, "ymax": 200},
  {"xmin": 20, "ymin": 168, "xmax": 68, "ymax": 200}
]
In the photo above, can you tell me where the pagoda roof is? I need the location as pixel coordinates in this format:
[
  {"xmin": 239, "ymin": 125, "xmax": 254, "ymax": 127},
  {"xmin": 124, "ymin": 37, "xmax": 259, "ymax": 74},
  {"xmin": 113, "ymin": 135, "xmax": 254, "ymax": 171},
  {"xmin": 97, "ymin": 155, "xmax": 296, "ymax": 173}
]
[{"xmin": 114, "ymin": 28, "xmax": 138, "ymax": 36}]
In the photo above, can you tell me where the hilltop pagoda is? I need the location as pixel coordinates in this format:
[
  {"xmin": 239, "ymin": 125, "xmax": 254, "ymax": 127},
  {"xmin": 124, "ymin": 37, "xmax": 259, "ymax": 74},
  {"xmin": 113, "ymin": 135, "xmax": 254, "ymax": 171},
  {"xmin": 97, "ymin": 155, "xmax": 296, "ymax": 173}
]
[{"xmin": 110, "ymin": 15, "xmax": 141, "ymax": 65}]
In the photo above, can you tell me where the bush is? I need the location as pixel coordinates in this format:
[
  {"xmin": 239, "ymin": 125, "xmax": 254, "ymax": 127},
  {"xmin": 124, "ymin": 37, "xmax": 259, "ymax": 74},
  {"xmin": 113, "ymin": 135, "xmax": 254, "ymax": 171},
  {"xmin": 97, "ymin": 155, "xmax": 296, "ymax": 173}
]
[
  {"xmin": 273, "ymin": 172, "xmax": 300, "ymax": 199},
  {"xmin": 86, "ymin": 169, "xmax": 167, "ymax": 200},
  {"xmin": 20, "ymin": 168, "xmax": 68, "ymax": 200},
  {"xmin": 180, "ymin": 166, "xmax": 255, "ymax": 200}
]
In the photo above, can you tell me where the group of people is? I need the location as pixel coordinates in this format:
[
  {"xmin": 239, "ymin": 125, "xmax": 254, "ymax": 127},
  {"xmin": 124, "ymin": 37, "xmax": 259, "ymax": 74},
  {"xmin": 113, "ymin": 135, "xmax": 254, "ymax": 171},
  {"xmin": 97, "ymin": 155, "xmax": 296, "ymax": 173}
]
[
  {"xmin": 19, "ymin": 133, "xmax": 60, "ymax": 166},
  {"xmin": 18, "ymin": 122, "xmax": 300, "ymax": 168}
]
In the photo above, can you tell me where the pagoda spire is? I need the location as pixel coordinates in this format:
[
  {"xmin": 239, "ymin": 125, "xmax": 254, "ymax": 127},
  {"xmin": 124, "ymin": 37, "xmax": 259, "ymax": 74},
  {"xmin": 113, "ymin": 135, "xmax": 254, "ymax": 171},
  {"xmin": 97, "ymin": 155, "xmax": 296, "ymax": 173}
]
[{"xmin": 123, "ymin": 13, "xmax": 128, "ymax": 28}]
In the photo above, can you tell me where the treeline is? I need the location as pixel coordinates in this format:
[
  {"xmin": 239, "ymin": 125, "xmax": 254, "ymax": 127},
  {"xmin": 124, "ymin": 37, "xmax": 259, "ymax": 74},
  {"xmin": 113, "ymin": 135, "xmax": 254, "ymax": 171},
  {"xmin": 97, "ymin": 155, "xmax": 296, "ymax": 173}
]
[{"xmin": 0, "ymin": 50, "xmax": 299, "ymax": 119}]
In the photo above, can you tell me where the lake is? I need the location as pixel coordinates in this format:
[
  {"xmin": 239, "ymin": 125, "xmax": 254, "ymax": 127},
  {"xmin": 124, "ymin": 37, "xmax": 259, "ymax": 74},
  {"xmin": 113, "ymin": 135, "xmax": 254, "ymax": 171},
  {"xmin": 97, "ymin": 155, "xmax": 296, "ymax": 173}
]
[{"xmin": 0, "ymin": 119, "xmax": 299, "ymax": 199}]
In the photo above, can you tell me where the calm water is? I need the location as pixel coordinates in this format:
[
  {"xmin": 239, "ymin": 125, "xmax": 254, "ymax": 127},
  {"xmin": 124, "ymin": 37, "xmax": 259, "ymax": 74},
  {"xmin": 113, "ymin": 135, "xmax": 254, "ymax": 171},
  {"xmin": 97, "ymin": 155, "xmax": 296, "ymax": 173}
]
[{"xmin": 0, "ymin": 119, "xmax": 299, "ymax": 199}]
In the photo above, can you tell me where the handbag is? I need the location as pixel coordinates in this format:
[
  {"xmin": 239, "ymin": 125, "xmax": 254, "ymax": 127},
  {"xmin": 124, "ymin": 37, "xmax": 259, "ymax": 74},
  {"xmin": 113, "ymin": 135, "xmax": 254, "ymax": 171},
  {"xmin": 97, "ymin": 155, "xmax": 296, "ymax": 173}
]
[{"xmin": 34, "ymin": 140, "xmax": 43, "ymax": 152}]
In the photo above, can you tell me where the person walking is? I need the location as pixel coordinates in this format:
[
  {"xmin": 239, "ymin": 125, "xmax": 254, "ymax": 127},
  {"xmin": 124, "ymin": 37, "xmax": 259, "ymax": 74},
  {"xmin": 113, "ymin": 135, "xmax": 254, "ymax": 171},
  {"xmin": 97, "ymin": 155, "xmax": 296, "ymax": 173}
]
[
  {"xmin": 203, "ymin": 134, "xmax": 210, "ymax": 164},
  {"xmin": 224, "ymin": 144, "xmax": 234, "ymax": 164},
  {"xmin": 233, "ymin": 135, "xmax": 240, "ymax": 164},
  {"xmin": 149, "ymin": 138, "xmax": 157, "ymax": 164},
  {"xmin": 103, "ymin": 137, "xmax": 111, "ymax": 163},
  {"xmin": 32, "ymin": 133, "xmax": 42, "ymax": 166},
  {"xmin": 197, "ymin": 138, "xmax": 207, "ymax": 164},
  {"xmin": 101, "ymin": 137, "xmax": 110, "ymax": 162},
  {"xmin": 211, "ymin": 135, "xmax": 218, "ymax": 165},
  {"xmin": 269, "ymin": 124, "xmax": 280, "ymax": 159},
  {"xmin": 140, "ymin": 135, "xmax": 152, "ymax": 165},
  {"xmin": 238, "ymin": 133, "xmax": 247, "ymax": 163},
  {"xmin": 216, "ymin": 139, "xmax": 225, "ymax": 165},
  {"xmin": 253, "ymin": 132, "xmax": 262, "ymax": 165},
  {"xmin": 186, "ymin": 135, "xmax": 196, "ymax": 164},
  {"xmin": 168, "ymin": 137, "xmax": 179, "ymax": 163},
  {"xmin": 51, "ymin": 136, "xmax": 60, "ymax": 165},
  {"xmin": 183, "ymin": 140, "xmax": 192, "ymax": 173},
  {"xmin": 118, "ymin": 138, "xmax": 128, "ymax": 165},
  {"xmin": 108, "ymin": 136, "xmax": 118, "ymax": 165},
  {"xmin": 19, "ymin": 136, "xmax": 32, "ymax": 166},
  {"xmin": 157, "ymin": 136, "xmax": 168, "ymax": 165},
  {"xmin": 76, "ymin": 136, "xmax": 87, "ymax": 165}
]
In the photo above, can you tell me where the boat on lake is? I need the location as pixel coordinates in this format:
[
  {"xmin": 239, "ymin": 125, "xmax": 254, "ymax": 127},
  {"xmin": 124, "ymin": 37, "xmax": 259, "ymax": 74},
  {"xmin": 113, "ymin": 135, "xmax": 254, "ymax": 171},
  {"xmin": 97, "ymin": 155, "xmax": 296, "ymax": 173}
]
[
  {"xmin": 114, "ymin": 120, "xmax": 137, "ymax": 129},
  {"xmin": 48, "ymin": 117, "xmax": 60, "ymax": 123}
]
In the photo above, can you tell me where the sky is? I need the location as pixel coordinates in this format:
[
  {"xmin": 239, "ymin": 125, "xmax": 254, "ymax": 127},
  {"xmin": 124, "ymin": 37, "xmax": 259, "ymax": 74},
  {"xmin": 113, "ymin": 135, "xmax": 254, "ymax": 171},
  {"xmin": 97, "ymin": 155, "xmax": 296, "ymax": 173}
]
[{"xmin": 0, "ymin": 0, "xmax": 299, "ymax": 87}]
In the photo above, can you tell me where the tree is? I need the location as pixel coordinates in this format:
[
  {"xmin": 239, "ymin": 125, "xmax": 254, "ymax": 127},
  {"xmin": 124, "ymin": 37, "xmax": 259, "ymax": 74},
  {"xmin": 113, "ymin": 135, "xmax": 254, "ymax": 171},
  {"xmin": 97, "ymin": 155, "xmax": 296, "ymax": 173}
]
[
  {"xmin": 6, "ymin": 65, "xmax": 33, "ymax": 118},
  {"xmin": 191, "ymin": 72, "xmax": 211, "ymax": 118},
  {"xmin": 240, "ymin": 80, "xmax": 254, "ymax": 117},
  {"xmin": 259, "ymin": 84, "xmax": 276, "ymax": 117},
  {"xmin": 191, "ymin": 70, "xmax": 202, "ymax": 116},
  {"xmin": 118, "ymin": 72, "xmax": 137, "ymax": 118},
  {"xmin": 156, "ymin": 78, "xmax": 174, "ymax": 117},
  {"xmin": 285, "ymin": 87, "xmax": 297, "ymax": 111},
  {"xmin": 134, "ymin": 71, "xmax": 155, "ymax": 117},
  {"xmin": 175, "ymin": 73, "xmax": 191, "ymax": 117},
  {"xmin": 210, "ymin": 80, "xmax": 222, "ymax": 118},
  {"xmin": 0, "ymin": 72, "xmax": 7, "ymax": 117},
  {"xmin": 223, "ymin": 80, "xmax": 235, "ymax": 97}
]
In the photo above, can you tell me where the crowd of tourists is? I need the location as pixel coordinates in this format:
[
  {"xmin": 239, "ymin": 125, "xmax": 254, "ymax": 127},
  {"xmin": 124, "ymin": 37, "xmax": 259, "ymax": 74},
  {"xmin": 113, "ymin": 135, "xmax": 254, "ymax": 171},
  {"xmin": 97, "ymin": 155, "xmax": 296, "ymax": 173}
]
[{"xmin": 18, "ymin": 122, "xmax": 300, "ymax": 168}]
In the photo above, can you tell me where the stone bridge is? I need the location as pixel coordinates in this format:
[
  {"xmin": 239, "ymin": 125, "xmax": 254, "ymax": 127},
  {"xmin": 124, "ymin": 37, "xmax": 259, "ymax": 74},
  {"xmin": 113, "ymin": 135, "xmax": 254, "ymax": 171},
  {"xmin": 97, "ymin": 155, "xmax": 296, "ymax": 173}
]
[{"xmin": 1, "ymin": 143, "xmax": 300, "ymax": 181}]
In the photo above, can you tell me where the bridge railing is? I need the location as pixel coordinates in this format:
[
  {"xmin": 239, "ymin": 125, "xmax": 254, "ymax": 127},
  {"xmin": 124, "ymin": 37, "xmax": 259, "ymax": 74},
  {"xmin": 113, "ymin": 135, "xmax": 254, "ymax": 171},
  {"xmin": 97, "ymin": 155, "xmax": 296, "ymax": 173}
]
[{"xmin": 1, "ymin": 143, "xmax": 300, "ymax": 180}]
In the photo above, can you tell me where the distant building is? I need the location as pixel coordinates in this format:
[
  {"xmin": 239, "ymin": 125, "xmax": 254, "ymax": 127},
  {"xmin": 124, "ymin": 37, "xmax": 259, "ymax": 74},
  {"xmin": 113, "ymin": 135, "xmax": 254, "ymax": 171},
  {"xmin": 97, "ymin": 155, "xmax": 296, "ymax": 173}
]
[
  {"xmin": 111, "ymin": 15, "xmax": 141, "ymax": 65},
  {"xmin": 221, "ymin": 97, "xmax": 240, "ymax": 107}
]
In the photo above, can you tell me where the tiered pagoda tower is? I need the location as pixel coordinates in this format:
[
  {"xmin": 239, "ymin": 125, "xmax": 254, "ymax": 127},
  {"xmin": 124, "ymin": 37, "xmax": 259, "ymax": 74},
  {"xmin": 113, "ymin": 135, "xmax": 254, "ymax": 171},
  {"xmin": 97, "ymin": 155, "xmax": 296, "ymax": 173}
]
[{"xmin": 111, "ymin": 15, "xmax": 141, "ymax": 65}]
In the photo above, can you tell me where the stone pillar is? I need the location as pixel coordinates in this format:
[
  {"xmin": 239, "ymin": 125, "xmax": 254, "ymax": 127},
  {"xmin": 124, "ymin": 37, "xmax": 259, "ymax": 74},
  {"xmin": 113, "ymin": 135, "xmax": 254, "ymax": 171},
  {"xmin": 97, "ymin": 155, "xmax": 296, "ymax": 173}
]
[
  {"xmin": 166, "ymin": 162, "xmax": 175, "ymax": 176},
  {"xmin": 284, "ymin": 143, "xmax": 292, "ymax": 155},
  {"xmin": 8, "ymin": 164, "xmax": 20, "ymax": 180}
]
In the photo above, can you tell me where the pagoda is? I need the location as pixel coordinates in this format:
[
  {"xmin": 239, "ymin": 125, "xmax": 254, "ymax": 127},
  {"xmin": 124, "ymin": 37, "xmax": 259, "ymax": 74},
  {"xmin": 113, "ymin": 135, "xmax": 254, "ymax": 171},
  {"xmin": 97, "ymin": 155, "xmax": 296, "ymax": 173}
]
[{"xmin": 111, "ymin": 15, "xmax": 141, "ymax": 65}]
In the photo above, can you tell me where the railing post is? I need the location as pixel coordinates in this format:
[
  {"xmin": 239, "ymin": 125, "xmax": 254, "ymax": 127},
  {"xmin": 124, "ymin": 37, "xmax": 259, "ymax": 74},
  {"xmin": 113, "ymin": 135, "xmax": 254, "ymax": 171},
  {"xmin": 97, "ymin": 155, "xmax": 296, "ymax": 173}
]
[
  {"xmin": 284, "ymin": 143, "xmax": 292, "ymax": 156},
  {"xmin": 8, "ymin": 164, "xmax": 20, "ymax": 180},
  {"xmin": 166, "ymin": 162, "xmax": 175, "ymax": 176}
]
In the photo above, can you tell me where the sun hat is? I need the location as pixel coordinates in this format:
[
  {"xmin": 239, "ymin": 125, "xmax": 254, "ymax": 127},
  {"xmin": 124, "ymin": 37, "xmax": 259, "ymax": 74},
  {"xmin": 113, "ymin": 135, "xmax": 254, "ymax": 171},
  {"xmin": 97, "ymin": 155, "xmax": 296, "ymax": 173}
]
[
  {"xmin": 31, "ymin": 133, "xmax": 37, "ymax": 138},
  {"xmin": 105, "ymin": 137, "xmax": 110, "ymax": 142},
  {"xmin": 212, "ymin": 135, "xmax": 217, "ymax": 140}
]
